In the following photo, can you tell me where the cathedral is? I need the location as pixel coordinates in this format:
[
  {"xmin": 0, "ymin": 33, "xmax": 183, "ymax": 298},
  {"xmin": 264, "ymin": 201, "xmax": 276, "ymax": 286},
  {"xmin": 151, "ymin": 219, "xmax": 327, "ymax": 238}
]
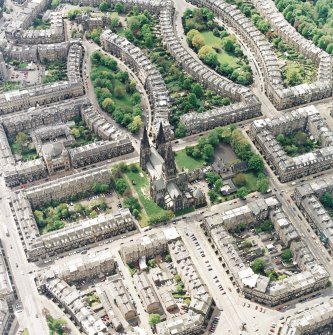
[{"xmin": 140, "ymin": 123, "xmax": 206, "ymax": 212}]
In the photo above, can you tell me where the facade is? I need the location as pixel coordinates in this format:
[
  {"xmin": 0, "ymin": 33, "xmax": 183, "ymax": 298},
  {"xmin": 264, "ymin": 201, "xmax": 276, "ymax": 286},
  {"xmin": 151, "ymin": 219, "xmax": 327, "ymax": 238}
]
[
  {"xmin": 121, "ymin": 228, "xmax": 213, "ymax": 335},
  {"xmin": 204, "ymin": 197, "xmax": 329, "ymax": 306},
  {"xmin": 100, "ymin": 29, "xmax": 172, "ymax": 139},
  {"xmin": 159, "ymin": 0, "xmax": 261, "ymax": 135},
  {"xmin": 189, "ymin": 0, "xmax": 333, "ymax": 110},
  {"xmin": 140, "ymin": 124, "xmax": 206, "ymax": 211},
  {"xmin": 9, "ymin": 168, "xmax": 137, "ymax": 260},
  {"xmin": 280, "ymin": 298, "xmax": 333, "ymax": 334},
  {"xmin": 294, "ymin": 177, "xmax": 333, "ymax": 250},
  {"xmin": 0, "ymin": 52, "xmax": 8, "ymax": 82},
  {"xmin": 250, "ymin": 105, "xmax": 333, "ymax": 182},
  {"xmin": 0, "ymin": 43, "xmax": 84, "ymax": 115}
]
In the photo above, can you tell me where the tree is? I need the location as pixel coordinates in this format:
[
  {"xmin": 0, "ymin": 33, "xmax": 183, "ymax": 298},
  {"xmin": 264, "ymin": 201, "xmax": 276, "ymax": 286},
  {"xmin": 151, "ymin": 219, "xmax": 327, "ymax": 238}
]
[
  {"xmin": 127, "ymin": 115, "xmax": 143, "ymax": 133},
  {"xmin": 131, "ymin": 92, "xmax": 141, "ymax": 105},
  {"xmin": 222, "ymin": 36, "xmax": 236, "ymax": 53},
  {"xmin": 256, "ymin": 178, "xmax": 269, "ymax": 193},
  {"xmin": 110, "ymin": 17, "xmax": 120, "ymax": 28},
  {"xmin": 251, "ymin": 258, "xmax": 265, "ymax": 275},
  {"xmin": 15, "ymin": 132, "xmax": 28, "ymax": 152},
  {"xmin": 208, "ymin": 132, "xmax": 220, "ymax": 146},
  {"xmin": 237, "ymin": 187, "xmax": 249, "ymax": 199},
  {"xmin": 102, "ymin": 98, "xmax": 114, "ymax": 112},
  {"xmin": 149, "ymin": 314, "xmax": 161, "ymax": 327},
  {"xmin": 165, "ymin": 254, "xmax": 172, "ymax": 262},
  {"xmin": 192, "ymin": 33, "xmax": 205, "ymax": 50},
  {"xmin": 47, "ymin": 315, "xmax": 67, "ymax": 335},
  {"xmin": 233, "ymin": 173, "xmax": 246, "ymax": 187},
  {"xmin": 191, "ymin": 83, "xmax": 203, "ymax": 98},
  {"xmin": 114, "ymin": 85, "xmax": 125, "ymax": 98},
  {"xmin": 249, "ymin": 154, "xmax": 264, "ymax": 172},
  {"xmin": 124, "ymin": 196, "xmax": 141, "ymax": 213},
  {"xmin": 148, "ymin": 259, "xmax": 157, "ymax": 267},
  {"xmin": 99, "ymin": 1, "xmax": 110, "ymax": 12},
  {"xmin": 34, "ymin": 210, "xmax": 45, "ymax": 227},
  {"xmin": 114, "ymin": 2, "xmax": 124, "ymax": 13},
  {"xmin": 188, "ymin": 93, "xmax": 198, "ymax": 108},
  {"xmin": 186, "ymin": 29, "xmax": 200, "ymax": 44},
  {"xmin": 281, "ymin": 249, "xmax": 293, "ymax": 264},
  {"xmin": 205, "ymin": 172, "xmax": 220, "ymax": 185},
  {"xmin": 89, "ymin": 210, "xmax": 98, "ymax": 219},
  {"xmin": 202, "ymin": 144, "xmax": 214, "ymax": 161},
  {"xmin": 115, "ymin": 178, "xmax": 128, "ymax": 195},
  {"xmin": 175, "ymin": 123, "xmax": 187, "ymax": 138},
  {"xmin": 174, "ymin": 274, "xmax": 181, "ymax": 282},
  {"xmin": 320, "ymin": 192, "xmax": 333, "ymax": 208},
  {"xmin": 276, "ymin": 133, "xmax": 285, "ymax": 144},
  {"xmin": 50, "ymin": 0, "xmax": 60, "ymax": 9},
  {"xmin": 175, "ymin": 284, "xmax": 184, "ymax": 294}
]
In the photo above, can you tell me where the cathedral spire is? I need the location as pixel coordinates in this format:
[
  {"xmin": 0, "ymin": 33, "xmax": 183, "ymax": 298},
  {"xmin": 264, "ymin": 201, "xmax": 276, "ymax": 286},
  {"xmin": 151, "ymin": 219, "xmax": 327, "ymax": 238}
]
[
  {"xmin": 140, "ymin": 125, "xmax": 150, "ymax": 171},
  {"xmin": 141, "ymin": 125, "xmax": 149, "ymax": 148},
  {"xmin": 156, "ymin": 122, "xmax": 166, "ymax": 148}
]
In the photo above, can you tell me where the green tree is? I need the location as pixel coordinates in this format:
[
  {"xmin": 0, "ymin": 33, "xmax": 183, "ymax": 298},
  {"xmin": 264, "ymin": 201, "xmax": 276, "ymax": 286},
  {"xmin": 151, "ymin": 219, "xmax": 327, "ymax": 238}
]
[
  {"xmin": 148, "ymin": 259, "xmax": 157, "ymax": 267},
  {"xmin": 102, "ymin": 98, "xmax": 114, "ymax": 112},
  {"xmin": 191, "ymin": 83, "xmax": 203, "ymax": 98},
  {"xmin": 251, "ymin": 258, "xmax": 265, "ymax": 275},
  {"xmin": 256, "ymin": 178, "xmax": 269, "ymax": 193},
  {"xmin": 99, "ymin": 1, "xmax": 110, "ymax": 12},
  {"xmin": 115, "ymin": 178, "xmax": 128, "ymax": 195},
  {"xmin": 123, "ymin": 196, "xmax": 141, "ymax": 213},
  {"xmin": 320, "ymin": 192, "xmax": 333, "ymax": 208},
  {"xmin": 222, "ymin": 36, "xmax": 236, "ymax": 53},
  {"xmin": 237, "ymin": 187, "xmax": 249, "ymax": 199},
  {"xmin": 281, "ymin": 249, "xmax": 293, "ymax": 264},
  {"xmin": 175, "ymin": 123, "xmax": 187, "ymax": 138},
  {"xmin": 149, "ymin": 314, "xmax": 161, "ymax": 327},
  {"xmin": 202, "ymin": 143, "xmax": 214, "ymax": 161},
  {"xmin": 233, "ymin": 173, "xmax": 246, "ymax": 187},
  {"xmin": 15, "ymin": 132, "xmax": 28, "ymax": 153},
  {"xmin": 114, "ymin": 2, "xmax": 124, "ymax": 13},
  {"xmin": 47, "ymin": 315, "xmax": 67, "ymax": 335},
  {"xmin": 127, "ymin": 115, "xmax": 143, "ymax": 133},
  {"xmin": 165, "ymin": 254, "xmax": 172, "ymax": 262},
  {"xmin": 110, "ymin": 17, "xmax": 120, "ymax": 28},
  {"xmin": 186, "ymin": 29, "xmax": 200, "ymax": 44},
  {"xmin": 89, "ymin": 210, "xmax": 98, "ymax": 219},
  {"xmin": 34, "ymin": 210, "xmax": 45, "ymax": 227},
  {"xmin": 249, "ymin": 154, "xmax": 264, "ymax": 172},
  {"xmin": 192, "ymin": 33, "xmax": 205, "ymax": 50}
]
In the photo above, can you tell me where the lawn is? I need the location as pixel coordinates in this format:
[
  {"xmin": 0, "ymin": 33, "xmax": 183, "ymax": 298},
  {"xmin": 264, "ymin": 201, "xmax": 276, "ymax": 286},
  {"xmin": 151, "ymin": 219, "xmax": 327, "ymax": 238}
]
[
  {"xmin": 0, "ymin": 81, "xmax": 20, "ymax": 92},
  {"xmin": 9, "ymin": 141, "xmax": 38, "ymax": 162},
  {"xmin": 201, "ymin": 31, "xmax": 240, "ymax": 68},
  {"xmin": 175, "ymin": 149, "xmax": 206, "ymax": 171},
  {"xmin": 125, "ymin": 169, "xmax": 168, "ymax": 226},
  {"xmin": 232, "ymin": 172, "xmax": 259, "ymax": 193}
]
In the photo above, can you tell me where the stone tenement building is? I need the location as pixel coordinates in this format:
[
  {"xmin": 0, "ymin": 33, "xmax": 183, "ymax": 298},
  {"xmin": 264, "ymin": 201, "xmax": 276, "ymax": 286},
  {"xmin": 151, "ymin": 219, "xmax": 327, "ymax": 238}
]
[
  {"xmin": 189, "ymin": 0, "xmax": 333, "ymax": 110},
  {"xmin": 294, "ymin": 177, "xmax": 333, "ymax": 251},
  {"xmin": 121, "ymin": 228, "xmax": 213, "ymax": 335},
  {"xmin": 100, "ymin": 29, "xmax": 173, "ymax": 139},
  {"xmin": 36, "ymin": 250, "xmax": 137, "ymax": 334},
  {"xmin": 0, "ymin": 41, "xmax": 69, "ymax": 63},
  {"xmin": 140, "ymin": 124, "xmax": 206, "ymax": 211},
  {"xmin": 0, "ymin": 43, "xmax": 84, "ymax": 115},
  {"xmin": 280, "ymin": 297, "xmax": 333, "ymax": 335},
  {"xmin": 160, "ymin": 0, "xmax": 261, "ymax": 135},
  {"xmin": 250, "ymin": 105, "xmax": 333, "ymax": 182},
  {"xmin": 8, "ymin": 12, "xmax": 64, "ymax": 45},
  {"xmin": 203, "ymin": 197, "xmax": 329, "ymax": 306},
  {"xmin": 9, "ymin": 169, "xmax": 137, "ymax": 261},
  {"xmin": 1, "ymin": 101, "xmax": 133, "ymax": 187},
  {"xmin": 0, "ymin": 52, "xmax": 8, "ymax": 82}
]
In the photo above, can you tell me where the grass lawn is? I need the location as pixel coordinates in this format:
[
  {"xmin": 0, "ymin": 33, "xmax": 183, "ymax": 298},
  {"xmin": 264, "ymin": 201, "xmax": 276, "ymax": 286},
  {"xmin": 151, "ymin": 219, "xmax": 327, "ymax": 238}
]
[
  {"xmin": 201, "ymin": 31, "xmax": 239, "ymax": 67},
  {"xmin": 125, "ymin": 169, "xmax": 168, "ymax": 227},
  {"xmin": 9, "ymin": 141, "xmax": 38, "ymax": 162},
  {"xmin": 175, "ymin": 149, "xmax": 206, "ymax": 171},
  {"xmin": 0, "ymin": 81, "xmax": 20, "ymax": 92},
  {"xmin": 232, "ymin": 172, "xmax": 258, "ymax": 193}
]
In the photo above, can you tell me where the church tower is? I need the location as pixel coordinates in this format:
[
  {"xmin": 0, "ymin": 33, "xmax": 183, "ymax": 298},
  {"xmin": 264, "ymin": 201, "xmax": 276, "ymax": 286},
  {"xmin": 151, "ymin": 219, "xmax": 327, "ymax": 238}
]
[
  {"xmin": 156, "ymin": 122, "xmax": 167, "ymax": 159},
  {"xmin": 140, "ymin": 126, "xmax": 150, "ymax": 171},
  {"xmin": 163, "ymin": 142, "xmax": 177, "ymax": 180}
]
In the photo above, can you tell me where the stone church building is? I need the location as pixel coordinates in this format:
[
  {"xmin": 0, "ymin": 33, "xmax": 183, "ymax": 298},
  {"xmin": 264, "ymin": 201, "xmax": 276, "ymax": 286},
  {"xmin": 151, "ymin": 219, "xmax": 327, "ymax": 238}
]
[{"xmin": 140, "ymin": 123, "xmax": 206, "ymax": 211}]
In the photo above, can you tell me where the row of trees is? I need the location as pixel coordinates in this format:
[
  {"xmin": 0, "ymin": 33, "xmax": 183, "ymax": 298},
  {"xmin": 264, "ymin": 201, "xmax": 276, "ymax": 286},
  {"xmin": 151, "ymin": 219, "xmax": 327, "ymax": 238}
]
[
  {"xmin": 184, "ymin": 9, "xmax": 253, "ymax": 86},
  {"xmin": 274, "ymin": 0, "xmax": 333, "ymax": 54},
  {"xmin": 276, "ymin": 131, "xmax": 318, "ymax": 157},
  {"xmin": 91, "ymin": 51, "xmax": 143, "ymax": 133},
  {"xmin": 123, "ymin": 11, "xmax": 156, "ymax": 49}
]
